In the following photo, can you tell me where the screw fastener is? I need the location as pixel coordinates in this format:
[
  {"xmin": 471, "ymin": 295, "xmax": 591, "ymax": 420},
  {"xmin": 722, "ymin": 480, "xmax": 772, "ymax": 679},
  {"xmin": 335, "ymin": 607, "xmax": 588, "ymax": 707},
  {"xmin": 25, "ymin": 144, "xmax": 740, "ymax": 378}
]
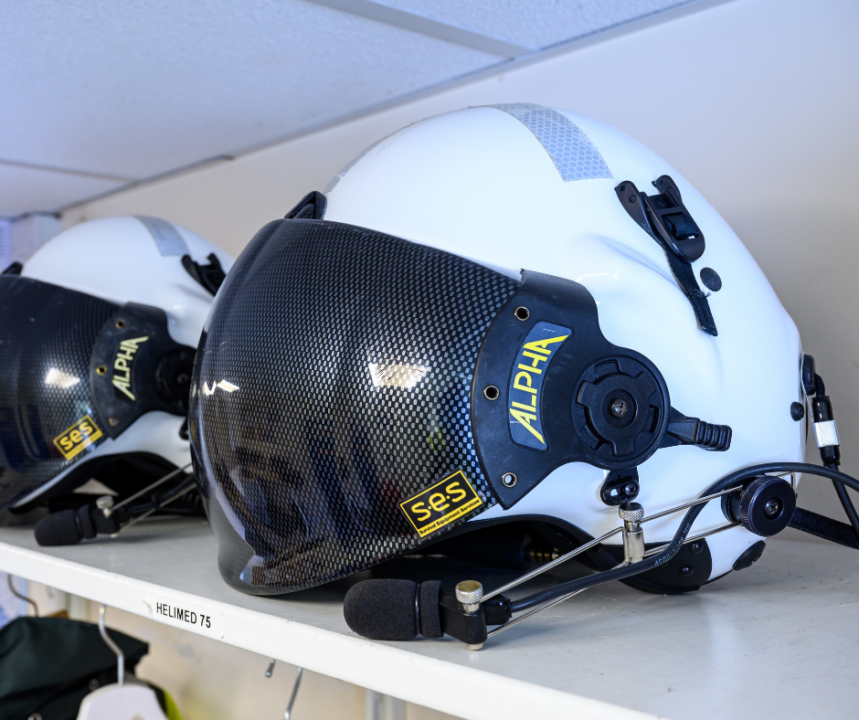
[{"xmin": 610, "ymin": 399, "xmax": 628, "ymax": 418}]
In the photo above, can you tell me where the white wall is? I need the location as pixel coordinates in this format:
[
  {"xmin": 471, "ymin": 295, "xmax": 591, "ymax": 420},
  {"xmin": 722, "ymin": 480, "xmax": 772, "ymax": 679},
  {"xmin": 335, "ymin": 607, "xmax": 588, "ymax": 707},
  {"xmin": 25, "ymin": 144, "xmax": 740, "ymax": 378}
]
[
  {"xmin": 57, "ymin": 0, "xmax": 859, "ymax": 712},
  {"xmin": 65, "ymin": 0, "xmax": 859, "ymax": 519}
]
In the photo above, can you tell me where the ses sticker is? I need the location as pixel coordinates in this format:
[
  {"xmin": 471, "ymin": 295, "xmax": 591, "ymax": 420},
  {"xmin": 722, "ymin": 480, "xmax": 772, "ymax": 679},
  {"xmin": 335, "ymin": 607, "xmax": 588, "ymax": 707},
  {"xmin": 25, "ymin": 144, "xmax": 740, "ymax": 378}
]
[
  {"xmin": 508, "ymin": 321, "xmax": 571, "ymax": 450},
  {"xmin": 400, "ymin": 470, "xmax": 483, "ymax": 538},
  {"xmin": 53, "ymin": 415, "xmax": 104, "ymax": 460}
]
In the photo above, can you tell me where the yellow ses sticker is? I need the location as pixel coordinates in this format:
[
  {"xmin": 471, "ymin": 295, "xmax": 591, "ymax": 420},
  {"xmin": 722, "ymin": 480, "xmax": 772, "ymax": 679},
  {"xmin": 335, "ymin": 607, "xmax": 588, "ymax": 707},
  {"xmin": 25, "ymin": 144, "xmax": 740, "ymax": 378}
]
[
  {"xmin": 53, "ymin": 415, "xmax": 104, "ymax": 460},
  {"xmin": 399, "ymin": 470, "xmax": 483, "ymax": 538}
]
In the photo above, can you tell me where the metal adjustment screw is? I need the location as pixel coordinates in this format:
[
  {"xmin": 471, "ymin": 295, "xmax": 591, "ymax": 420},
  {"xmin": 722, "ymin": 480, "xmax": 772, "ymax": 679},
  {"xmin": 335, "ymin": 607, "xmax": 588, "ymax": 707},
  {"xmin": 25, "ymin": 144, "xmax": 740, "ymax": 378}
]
[
  {"xmin": 610, "ymin": 399, "xmax": 628, "ymax": 418},
  {"xmin": 501, "ymin": 472, "xmax": 517, "ymax": 488},
  {"xmin": 619, "ymin": 502, "xmax": 646, "ymax": 564},
  {"xmin": 618, "ymin": 502, "xmax": 645, "ymax": 524},
  {"xmin": 764, "ymin": 497, "xmax": 782, "ymax": 518},
  {"xmin": 96, "ymin": 495, "xmax": 115, "ymax": 517},
  {"xmin": 455, "ymin": 580, "xmax": 484, "ymax": 651},
  {"xmin": 109, "ymin": 416, "xmax": 120, "ymax": 427}
]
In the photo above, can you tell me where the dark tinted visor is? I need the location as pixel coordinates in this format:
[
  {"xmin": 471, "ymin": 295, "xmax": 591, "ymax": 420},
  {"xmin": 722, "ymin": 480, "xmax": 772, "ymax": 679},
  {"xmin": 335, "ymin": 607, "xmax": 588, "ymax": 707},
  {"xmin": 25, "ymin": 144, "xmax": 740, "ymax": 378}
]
[
  {"xmin": 0, "ymin": 275, "xmax": 117, "ymax": 507},
  {"xmin": 191, "ymin": 219, "xmax": 517, "ymax": 594}
]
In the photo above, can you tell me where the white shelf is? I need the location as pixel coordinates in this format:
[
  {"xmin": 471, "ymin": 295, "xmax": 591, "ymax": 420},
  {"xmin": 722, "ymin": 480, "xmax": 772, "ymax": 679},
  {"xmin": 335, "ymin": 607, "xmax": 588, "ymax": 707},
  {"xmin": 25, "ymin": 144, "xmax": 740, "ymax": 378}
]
[{"xmin": 1, "ymin": 520, "xmax": 856, "ymax": 720}]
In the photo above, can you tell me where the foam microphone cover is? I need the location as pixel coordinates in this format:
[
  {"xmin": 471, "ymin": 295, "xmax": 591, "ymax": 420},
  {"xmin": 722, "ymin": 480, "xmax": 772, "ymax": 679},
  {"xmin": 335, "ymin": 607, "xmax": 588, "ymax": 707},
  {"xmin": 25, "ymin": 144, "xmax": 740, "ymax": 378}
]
[
  {"xmin": 343, "ymin": 579, "xmax": 443, "ymax": 641},
  {"xmin": 34, "ymin": 509, "xmax": 83, "ymax": 547}
]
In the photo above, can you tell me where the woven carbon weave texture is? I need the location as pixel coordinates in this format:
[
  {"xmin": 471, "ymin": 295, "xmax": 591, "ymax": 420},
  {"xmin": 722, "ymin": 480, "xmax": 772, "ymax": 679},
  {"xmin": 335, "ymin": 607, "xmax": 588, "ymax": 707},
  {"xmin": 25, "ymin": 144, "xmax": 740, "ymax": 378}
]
[
  {"xmin": 0, "ymin": 276, "xmax": 117, "ymax": 507},
  {"xmin": 191, "ymin": 219, "xmax": 518, "ymax": 594}
]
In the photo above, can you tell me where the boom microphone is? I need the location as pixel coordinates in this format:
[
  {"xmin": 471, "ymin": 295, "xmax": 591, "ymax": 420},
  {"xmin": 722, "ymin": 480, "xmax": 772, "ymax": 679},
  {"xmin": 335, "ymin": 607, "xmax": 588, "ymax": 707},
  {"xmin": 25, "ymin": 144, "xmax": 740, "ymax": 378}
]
[
  {"xmin": 34, "ymin": 505, "xmax": 123, "ymax": 546},
  {"xmin": 34, "ymin": 469, "xmax": 197, "ymax": 547},
  {"xmin": 343, "ymin": 579, "xmax": 443, "ymax": 641}
]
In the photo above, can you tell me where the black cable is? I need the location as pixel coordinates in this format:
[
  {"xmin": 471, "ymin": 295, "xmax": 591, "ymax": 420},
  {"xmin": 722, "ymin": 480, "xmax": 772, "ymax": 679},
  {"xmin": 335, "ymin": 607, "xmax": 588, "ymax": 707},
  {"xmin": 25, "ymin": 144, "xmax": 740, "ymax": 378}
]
[
  {"xmin": 831, "ymin": 477, "xmax": 859, "ymax": 543},
  {"xmin": 509, "ymin": 462, "xmax": 859, "ymax": 612}
]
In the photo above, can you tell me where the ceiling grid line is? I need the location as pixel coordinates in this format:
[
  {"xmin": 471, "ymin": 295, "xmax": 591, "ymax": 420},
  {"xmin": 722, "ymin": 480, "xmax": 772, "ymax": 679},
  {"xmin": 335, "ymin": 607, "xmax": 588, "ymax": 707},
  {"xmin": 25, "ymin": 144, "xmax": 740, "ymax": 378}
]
[{"xmin": 304, "ymin": 0, "xmax": 534, "ymax": 57}]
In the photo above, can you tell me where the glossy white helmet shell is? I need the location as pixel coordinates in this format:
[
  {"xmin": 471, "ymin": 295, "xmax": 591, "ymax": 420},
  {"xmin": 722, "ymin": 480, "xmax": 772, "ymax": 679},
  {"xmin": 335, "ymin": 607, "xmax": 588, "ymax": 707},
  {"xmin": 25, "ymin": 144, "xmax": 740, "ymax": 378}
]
[
  {"xmin": 323, "ymin": 104, "xmax": 804, "ymax": 582},
  {"xmin": 13, "ymin": 216, "xmax": 233, "ymax": 507}
]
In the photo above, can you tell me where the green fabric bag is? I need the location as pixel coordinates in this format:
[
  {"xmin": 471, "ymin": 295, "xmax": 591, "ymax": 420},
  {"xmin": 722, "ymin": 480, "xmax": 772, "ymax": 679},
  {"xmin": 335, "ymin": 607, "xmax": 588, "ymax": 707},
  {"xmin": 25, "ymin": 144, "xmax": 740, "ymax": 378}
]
[{"xmin": 0, "ymin": 616, "xmax": 172, "ymax": 720}]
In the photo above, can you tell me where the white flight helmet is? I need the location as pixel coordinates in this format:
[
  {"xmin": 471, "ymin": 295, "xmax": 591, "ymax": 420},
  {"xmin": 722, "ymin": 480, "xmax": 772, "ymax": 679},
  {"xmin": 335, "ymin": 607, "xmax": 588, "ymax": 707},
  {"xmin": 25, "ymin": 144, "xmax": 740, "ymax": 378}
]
[
  {"xmin": 0, "ymin": 216, "xmax": 232, "ymax": 513},
  {"xmin": 192, "ymin": 103, "xmax": 818, "ymax": 634},
  {"xmin": 323, "ymin": 103, "xmax": 804, "ymax": 584}
]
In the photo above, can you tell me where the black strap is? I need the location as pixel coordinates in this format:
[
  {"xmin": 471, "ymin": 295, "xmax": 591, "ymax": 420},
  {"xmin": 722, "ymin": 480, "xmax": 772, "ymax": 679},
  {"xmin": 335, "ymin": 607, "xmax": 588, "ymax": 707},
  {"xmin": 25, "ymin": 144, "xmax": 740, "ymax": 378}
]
[
  {"xmin": 663, "ymin": 247, "xmax": 718, "ymax": 336},
  {"xmin": 615, "ymin": 179, "xmax": 717, "ymax": 336},
  {"xmin": 789, "ymin": 507, "xmax": 859, "ymax": 550}
]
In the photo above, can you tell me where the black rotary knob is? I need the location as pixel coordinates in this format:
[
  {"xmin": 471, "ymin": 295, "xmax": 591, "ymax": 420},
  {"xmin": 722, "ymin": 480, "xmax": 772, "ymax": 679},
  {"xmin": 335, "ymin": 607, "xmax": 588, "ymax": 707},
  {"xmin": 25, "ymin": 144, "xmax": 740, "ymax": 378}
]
[
  {"xmin": 571, "ymin": 356, "xmax": 669, "ymax": 468},
  {"xmin": 737, "ymin": 476, "xmax": 796, "ymax": 537}
]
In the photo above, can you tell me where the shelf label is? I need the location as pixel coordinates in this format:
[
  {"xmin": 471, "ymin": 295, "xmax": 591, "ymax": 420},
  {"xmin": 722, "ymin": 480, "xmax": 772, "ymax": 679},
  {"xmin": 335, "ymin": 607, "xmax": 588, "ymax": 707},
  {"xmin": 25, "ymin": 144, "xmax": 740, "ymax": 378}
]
[{"xmin": 143, "ymin": 593, "xmax": 224, "ymax": 639}]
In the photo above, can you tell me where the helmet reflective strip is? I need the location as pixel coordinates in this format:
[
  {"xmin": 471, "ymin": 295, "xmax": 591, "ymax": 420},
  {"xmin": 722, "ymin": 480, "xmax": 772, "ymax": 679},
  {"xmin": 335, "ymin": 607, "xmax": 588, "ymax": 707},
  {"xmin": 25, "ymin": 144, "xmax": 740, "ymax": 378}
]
[
  {"xmin": 324, "ymin": 137, "xmax": 385, "ymax": 193},
  {"xmin": 490, "ymin": 103, "xmax": 612, "ymax": 182},
  {"xmin": 136, "ymin": 216, "xmax": 189, "ymax": 257}
]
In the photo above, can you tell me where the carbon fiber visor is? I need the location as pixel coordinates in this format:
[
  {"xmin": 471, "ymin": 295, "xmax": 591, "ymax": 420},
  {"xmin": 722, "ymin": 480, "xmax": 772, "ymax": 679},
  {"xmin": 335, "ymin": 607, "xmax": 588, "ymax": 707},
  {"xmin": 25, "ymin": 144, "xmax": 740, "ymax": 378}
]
[
  {"xmin": 191, "ymin": 219, "xmax": 519, "ymax": 594},
  {"xmin": 0, "ymin": 275, "xmax": 118, "ymax": 508}
]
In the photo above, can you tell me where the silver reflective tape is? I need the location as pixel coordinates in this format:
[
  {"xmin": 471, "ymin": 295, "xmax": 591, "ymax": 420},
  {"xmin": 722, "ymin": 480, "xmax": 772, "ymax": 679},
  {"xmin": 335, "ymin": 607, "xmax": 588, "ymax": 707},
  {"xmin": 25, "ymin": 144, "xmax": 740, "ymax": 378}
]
[
  {"xmin": 136, "ymin": 216, "xmax": 189, "ymax": 257},
  {"xmin": 490, "ymin": 103, "xmax": 612, "ymax": 182},
  {"xmin": 324, "ymin": 135, "xmax": 390, "ymax": 193},
  {"xmin": 814, "ymin": 420, "xmax": 840, "ymax": 448}
]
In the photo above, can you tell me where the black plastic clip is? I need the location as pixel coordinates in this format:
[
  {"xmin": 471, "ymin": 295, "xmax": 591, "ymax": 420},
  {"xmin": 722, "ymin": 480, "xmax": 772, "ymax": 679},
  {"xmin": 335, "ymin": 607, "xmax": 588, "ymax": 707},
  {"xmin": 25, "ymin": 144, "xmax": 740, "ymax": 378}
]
[
  {"xmin": 285, "ymin": 190, "xmax": 327, "ymax": 220},
  {"xmin": 616, "ymin": 176, "xmax": 717, "ymax": 336},
  {"xmin": 182, "ymin": 253, "xmax": 226, "ymax": 296},
  {"xmin": 616, "ymin": 176, "xmax": 704, "ymax": 263}
]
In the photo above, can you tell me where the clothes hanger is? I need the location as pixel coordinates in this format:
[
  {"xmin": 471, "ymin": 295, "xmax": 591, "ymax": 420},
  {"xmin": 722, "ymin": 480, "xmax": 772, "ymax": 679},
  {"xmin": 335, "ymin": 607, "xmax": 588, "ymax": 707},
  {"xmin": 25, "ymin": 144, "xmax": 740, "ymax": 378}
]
[
  {"xmin": 6, "ymin": 574, "xmax": 39, "ymax": 616},
  {"xmin": 266, "ymin": 659, "xmax": 303, "ymax": 720},
  {"xmin": 76, "ymin": 605, "xmax": 168, "ymax": 720}
]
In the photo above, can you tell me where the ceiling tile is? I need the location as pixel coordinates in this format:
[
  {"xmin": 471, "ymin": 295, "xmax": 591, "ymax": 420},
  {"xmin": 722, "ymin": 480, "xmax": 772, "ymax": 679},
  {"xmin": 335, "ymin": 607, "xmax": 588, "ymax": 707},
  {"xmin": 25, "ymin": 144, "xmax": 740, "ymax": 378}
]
[
  {"xmin": 0, "ymin": 0, "xmax": 496, "ymax": 180},
  {"xmin": 0, "ymin": 165, "xmax": 125, "ymax": 218},
  {"xmin": 378, "ymin": 0, "xmax": 696, "ymax": 50}
]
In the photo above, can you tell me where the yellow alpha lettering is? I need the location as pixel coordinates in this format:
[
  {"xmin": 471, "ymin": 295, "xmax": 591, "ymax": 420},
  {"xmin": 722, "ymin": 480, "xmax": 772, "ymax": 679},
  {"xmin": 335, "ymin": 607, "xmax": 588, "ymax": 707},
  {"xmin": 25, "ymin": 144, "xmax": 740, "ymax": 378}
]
[
  {"xmin": 523, "ymin": 335, "xmax": 569, "ymax": 355},
  {"xmin": 509, "ymin": 408, "xmax": 545, "ymax": 445},
  {"xmin": 514, "ymin": 372, "xmax": 536, "ymax": 393},
  {"xmin": 70, "ymin": 430, "xmax": 82, "ymax": 443},
  {"xmin": 80, "ymin": 422, "xmax": 93, "ymax": 436},
  {"xmin": 60, "ymin": 436, "xmax": 74, "ymax": 450}
]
